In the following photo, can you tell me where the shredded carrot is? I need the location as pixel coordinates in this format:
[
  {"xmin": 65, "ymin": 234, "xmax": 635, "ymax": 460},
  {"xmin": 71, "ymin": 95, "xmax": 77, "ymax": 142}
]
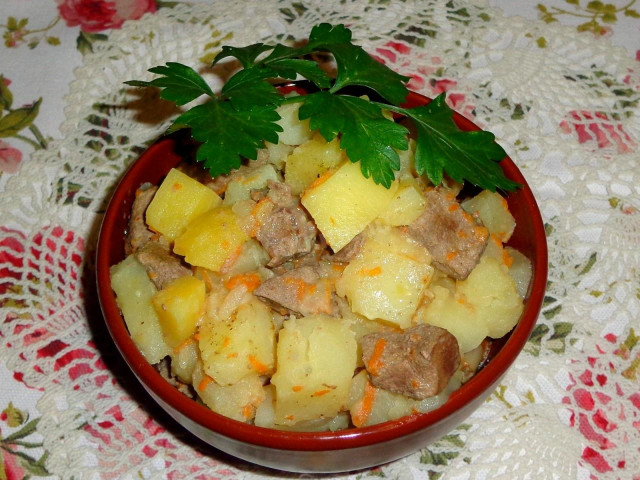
[
  {"xmin": 173, "ymin": 337, "xmax": 192, "ymax": 354},
  {"xmin": 352, "ymin": 381, "xmax": 376, "ymax": 427},
  {"xmin": 321, "ymin": 280, "xmax": 333, "ymax": 314},
  {"xmin": 448, "ymin": 203, "xmax": 460, "ymax": 212},
  {"xmin": 220, "ymin": 245, "xmax": 243, "ymax": 273},
  {"xmin": 226, "ymin": 352, "xmax": 238, "ymax": 359},
  {"xmin": 496, "ymin": 231, "xmax": 506, "ymax": 240},
  {"xmin": 367, "ymin": 338, "xmax": 387, "ymax": 376},
  {"xmin": 222, "ymin": 336, "xmax": 231, "ymax": 348},
  {"xmin": 224, "ymin": 273, "xmax": 261, "ymax": 292},
  {"xmin": 215, "ymin": 183, "xmax": 228, "ymax": 195},
  {"xmin": 446, "ymin": 250, "xmax": 459, "ymax": 262},
  {"xmin": 472, "ymin": 225, "xmax": 489, "ymax": 240},
  {"xmin": 358, "ymin": 266, "xmax": 382, "ymax": 277},
  {"xmin": 242, "ymin": 404, "xmax": 253, "ymax": 419},
  {"xmin": 462, "ymin": 211, "xmax": 475, "ymax": 223},
  {"xmin": 248, "ymin": 354, "xmax": 269, "ymax": 374},
  {"xmin": 411, "ymin": 379, "xmax": 420, "ymax": 388},
  {"xmin": 284, "ymin": 277, "xmax": 316, "ymax": 301},
  {"xmin": 193, "ymin": 332, "xmax": 201, "ymax": 341},
  {"xmin": 198, "ymin": 267, "xmax": 216, "ymax": 291},
  {"xmin": 285, "ymin": 415, "xmax": 295, "ymax": 421},
  {"xmin": 331, "ymin": 263, "xmax": 346, "ymax": 273},
  {"xmin": 135, "ymin": 189, "xmax": 144, "ymax": 198},
  {"xmin": 457, "ymin": 229, "xmax": 468, "ymax": 239},
  {"xmin": 172, "ymin": 182, "xmax": 183, "ymax": 191},
  {"xmin": 250, "ymin": 197, "xmax": 273, "ymax": 217},
  {"xmin": 306, "ymin": 170, "xmax": 334, "ymax": 191},
  {"xmin": 503, "ymin": 248, "xmax": 514, "ymax": 268},
  {"xmin": 198, "ymin": 375, "xmax": 213, "ymax": 391},
  {"xmin": 312, "ymin": 389, "xmax": 331, "ymax": 397},
  {"xmin": 399, "ymin": 226, "xmax": 409, "ymax": 234},
  {"xmin": 490, "ymin": 234, "xmax": 501, "ymax": 247},
  {"xmin": 292, "ymin": 385, "xmax": 304, "ymax": 392}
]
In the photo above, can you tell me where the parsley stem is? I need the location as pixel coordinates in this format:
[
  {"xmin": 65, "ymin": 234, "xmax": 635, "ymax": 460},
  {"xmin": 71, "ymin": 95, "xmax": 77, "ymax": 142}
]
[{"xmin": 279, "ymin": 95, "xmax": 308, "ymax": 105}]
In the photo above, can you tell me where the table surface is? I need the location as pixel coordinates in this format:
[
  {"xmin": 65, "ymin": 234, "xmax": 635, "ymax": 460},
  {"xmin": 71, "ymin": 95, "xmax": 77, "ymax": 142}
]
[{"xmin": 1, "ymin": 1, "xmax": 639, "ymax": 479}]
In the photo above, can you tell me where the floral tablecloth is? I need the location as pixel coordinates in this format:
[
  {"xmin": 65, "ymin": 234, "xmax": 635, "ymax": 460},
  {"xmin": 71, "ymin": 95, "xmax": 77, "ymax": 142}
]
[{"xmin": 1, "ymin": 1, "xmax": 639, "ymax": 479}]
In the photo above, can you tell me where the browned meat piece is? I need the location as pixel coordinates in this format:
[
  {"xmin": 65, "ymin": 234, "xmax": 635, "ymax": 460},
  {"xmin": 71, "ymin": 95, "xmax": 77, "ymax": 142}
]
[
  {"xmin": 254, "ymin": 266, "xmax": 336, "ymax": 317},
  {"xmin": 361, "ymin": 323, "xmax": 460, "ymax": 400},
  {"xmin": 125, "ymin": 186, "xmax": 157, "ymax": 255},
  {"xmin": 255, "ymin": 181, "xmax": 317, "ymax": 267},
  {"xmin": 329, "ymin": 232, "xmax": 365, "ymax": 262},
  {"xmin": 135, "ymin": 242, "xmax": 192, "ymax": 290},
  {"xmin": 407, "ymin": 188, "xmax": 488, "ymax": 280}
]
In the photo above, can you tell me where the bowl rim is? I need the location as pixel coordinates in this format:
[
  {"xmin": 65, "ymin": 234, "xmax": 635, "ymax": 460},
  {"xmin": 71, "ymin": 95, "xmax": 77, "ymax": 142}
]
[{"xmin": 96, "ymin": 88, "xmax": 548, "ymax": 452}]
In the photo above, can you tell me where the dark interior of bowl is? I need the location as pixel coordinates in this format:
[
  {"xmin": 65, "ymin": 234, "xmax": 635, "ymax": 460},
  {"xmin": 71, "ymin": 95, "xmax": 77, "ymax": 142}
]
[{"xmin": 96, "ymin": 85, "xmax": 548, "ymax": 452}]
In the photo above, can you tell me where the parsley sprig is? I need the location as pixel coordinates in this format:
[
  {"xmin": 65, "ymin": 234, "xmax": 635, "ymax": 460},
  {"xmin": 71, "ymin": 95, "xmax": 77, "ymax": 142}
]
[{"xmin": 125, "ymin": 23, "xmax": 519, "ymax": 191}]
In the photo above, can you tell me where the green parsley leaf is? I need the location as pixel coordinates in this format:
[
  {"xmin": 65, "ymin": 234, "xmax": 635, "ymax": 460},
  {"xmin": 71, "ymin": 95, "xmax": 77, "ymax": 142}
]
[
  {"xmin": 404, "ymin": 94, "xmax": 520, "ymax": 192},
  {"xmin": 174, "ymin": 100, "xmax": 282, "ymax": 176},
  {"xmin": 212, "ymin": 43, "xmax": 273, "ymax": 68},
  {"xmin": 300, "ymin": 91, "xmax": 408, "ymax": 188},
  {"xmin": 268, "ymin": 59, "xmax": 331, "ymax": 88},
  {"xmin": 328, "ymin": 43, "xmax": 410, "ymax": 105},
  {"xmin": 307, "ymin": 23, "xmax": 353, "ymax": 47},
  {"xmin": 125, "ymin": 62, "xmax": 214, "ymax": 106},
  {"xmin": 221, "ymin": 67, "xmax": 283, "ymax": 110}
]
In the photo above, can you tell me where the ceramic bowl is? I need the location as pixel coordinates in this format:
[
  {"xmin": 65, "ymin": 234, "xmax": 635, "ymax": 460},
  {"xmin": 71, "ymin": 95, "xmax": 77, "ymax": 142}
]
[{"xmin": 96, "ymin": 88, "xmax": 547, "ymax": 473}]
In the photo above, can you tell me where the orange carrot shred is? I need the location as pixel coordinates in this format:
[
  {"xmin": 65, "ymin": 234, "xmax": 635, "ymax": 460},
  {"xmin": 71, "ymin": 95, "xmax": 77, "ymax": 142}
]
[
  {"xmin": 448, "ymin": 203, "xmax": 460, "ymax": 212},
  {"xmin": 193, "ymin": 332, "xmax": 201, "ymax": 341},
  {"xmin": 242, "ymin": 404, "xmax": 253, "ymax": 419},
  {"xmin": 248, "ymin": 354, "xmax": 269, "ymax": 374},
  {"xmin": 172, "ymin": 182, "xmax": 182, "ymax": 191},
  {"xmin": 173, "ymin": 338, "xmax": 192, "ymax": 354},
  {"xmin": 457, "ymin": 230, "xmax": 468, "ymax": 239},
  {"xmin": 292, "ymin": 385, "xmax": 304, "ymax": 392},
  {"xmin": 285, "ymin": 415, "xmax": 295, "ymax": 421},
  {"xmin": 312, "ymin": 389, "xmax": 331, "ymax": 397},
  {"xmin": 503, "ymin": 248, "xmax": 514, "ymax": 268},
  {"xmin": 367, "ymin": 338, "xmax": 387, "ymax": 376},
  {"xmin": 446, "ymin": 250, "xmax": 458, "ymax": 262},
  {"xmin": 198, "ymin": 375, "xmax": 213, "ymax": 391},
  {"xmin": 224, "ymin": 273, "xmax": 261, "ymax": 292},
  {"xmin": 226, "ymin": 352, "xmax": 238, "ymax": 359},
  {"xmin": 306, "ymin": 170, "xmax": 333, "ymax": 191},
  {"xmin": 352, "ymin": 381, "xmax": 376, "ymax": 427},
  {"xmin": 222, "ymin": 336, "xmax": 231, "ymax": 348}
]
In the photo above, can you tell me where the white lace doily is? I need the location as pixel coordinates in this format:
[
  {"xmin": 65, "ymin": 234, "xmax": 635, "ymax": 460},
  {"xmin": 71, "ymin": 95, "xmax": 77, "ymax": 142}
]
[{"xmin": 1, "ymin": 1, "xmax": 639, "ymax": 478}]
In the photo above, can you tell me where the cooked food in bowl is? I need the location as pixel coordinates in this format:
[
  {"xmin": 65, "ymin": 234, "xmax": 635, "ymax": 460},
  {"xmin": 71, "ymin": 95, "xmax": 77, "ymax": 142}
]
[{"xmin": 108, "ymin": 101, "xmax": 532, "ymax": 430}]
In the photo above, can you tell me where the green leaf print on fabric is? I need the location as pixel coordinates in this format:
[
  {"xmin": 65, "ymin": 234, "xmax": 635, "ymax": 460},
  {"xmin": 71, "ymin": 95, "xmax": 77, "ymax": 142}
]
[
  {"xmin": 0, "ymin": 77, "xmax": 48, "ymax": 151},
  {"xmin": 537, "ymin": 0, "xmax": 640, "ymax": 35},
  {"xmin": 1, "ymin": 15, "xmax": 60, "ymax": 49}
]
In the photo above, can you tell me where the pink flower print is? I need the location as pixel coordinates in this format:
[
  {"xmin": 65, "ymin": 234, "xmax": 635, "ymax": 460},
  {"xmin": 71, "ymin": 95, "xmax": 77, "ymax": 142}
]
[
  {"xmin": 559, "ymin": 110, "xmax": 637, "ymax": 154},
  {"xmin": 636, "ymin": 50, "xmax": 640, "ymax": 62},
  {"xmin": 0, "ymin": 141, "xmax": 23, "ymax": 174},
  {"xmin": 57, "ymin": 0, "xmax": 157, "ymax": 33},
  {"xmin": 430, "ymin": 78, "xmax": 457, "ymax": 95},
  {"xmin": 1, "ymin": 448, "xmax": 25, "ymax": 480}
]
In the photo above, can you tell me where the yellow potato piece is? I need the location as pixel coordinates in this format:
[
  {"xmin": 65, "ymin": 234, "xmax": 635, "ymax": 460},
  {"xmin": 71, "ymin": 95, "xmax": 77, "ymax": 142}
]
[
  {"xmin": 377, "ymin": 179, "xmax": 426, "ymax": 226},
  {"xmin": 152, "ymin": 275, "xmax": 205, "ymax": 348},
  {"xmin": 461, "ymin": 190, "xmax": 515, "ymax": 242},
  {"xmin": 284, "ymin": 133, "xmax": 346, "ymax": 195},
  {"xmin": 110, "ymin": 255, "xmax": 171, "ymax": 363},
  {"xmin": 146, "ymin": 168, "xmax": 221, "ymax": 240},
  {"xmin": 301, "ymin": 161, "xmax": 398, "ymax": 252},
  {"xmin": 271, "ymin": 315, "xmax": 357, "ymax": 426},
  {"xmin": 336, "ymin": 226, "xmax": 433, "ymax": 328},
  {"xmin": 173, "ymin": 206, "xmax": 249, "ymax": 272}
]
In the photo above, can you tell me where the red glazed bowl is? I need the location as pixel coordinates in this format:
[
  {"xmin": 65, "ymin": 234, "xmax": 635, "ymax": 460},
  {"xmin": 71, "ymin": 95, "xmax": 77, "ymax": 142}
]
[{"xmin": 96, "ymin": 89, "xmax": 547, "ymax": 473}]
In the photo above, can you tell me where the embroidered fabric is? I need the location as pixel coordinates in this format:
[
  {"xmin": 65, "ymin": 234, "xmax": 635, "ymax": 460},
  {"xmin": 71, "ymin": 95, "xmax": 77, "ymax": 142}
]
[{"xmin": 0, "ymin": 1, "xmax": 638, "ymax": 478}]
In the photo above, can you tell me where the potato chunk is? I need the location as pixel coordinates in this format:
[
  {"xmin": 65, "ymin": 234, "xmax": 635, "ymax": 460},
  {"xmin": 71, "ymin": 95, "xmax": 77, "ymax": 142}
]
[
  {"xmin": 223, "ymin": 164, "xmax": 278, "ymax": 205},
  {"xmin": 110, "ymin": 255, "xmax": 171, "ymax": 364},
  {"xmin": 271, "ymin": 315, "xmax": 357, "ymax": 425},
  {"xmin": 173, "ymin": 206, "xmax": 249, "ymax": 272},
  {"xmin": 377, "ymin": 179, "xmax": 426, "ymax": 227},
  {"xmin": 198, "ymin": 297, "xmax": 276, "ymax": 386},
  {"xmin": 275, "ymin": 102, "xmax": 313, "ymax": 145},
  {"xmin": 301, "ymin": 161, "xmax": 398, "ymax": 252},
  {"xmin": 419, "ymin": 256, "xmax": 523, "ymax": 352},
  {"xmin": 192, "ymin": 362, "xmax": 264, "ymax": 422},
  {"xmin": 146, "ymin": 168, "xmax": 221, "ymax": 240},
  {"xmin": 151, "ymin": 275, "xmax": 205, "ymax": 348},
  {"xmin": 461, "ymin": 190, "xmax": 515, "ymax": 242},
  {"xmin": 284, "ymin": 133, "xmax": 346, "ymax": 195},
  {"xmin": 336, "ymin": 227, "xmax": 433, "ymax": 328}
]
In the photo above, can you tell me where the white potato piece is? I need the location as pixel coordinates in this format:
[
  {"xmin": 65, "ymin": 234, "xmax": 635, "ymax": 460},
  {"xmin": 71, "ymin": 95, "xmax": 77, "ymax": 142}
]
[
  {"xmin": 271, "ymin": 315, "xmax": 357, "ymax": 425},
  {"xmin": 461, "ymin": 190, "xmax": 515, "ymax": 242},
  {"xmin": 192, "ymin": 362, "xmax": 264, "ymax": 422},
  {"xmin": 377, "ymin": 178, "xmax": 426, "ymax": 227},
  {"xmin": 110, "ymin": 255, "xmax": 171, "ymax": 364},
  {"xmin": 265, "ymin": 141, "xmax": 295, "ymax": 170},
  {"xmin": 169, "ymin": 338, "xmax": 199, "ymax": 383},
  {"xmin": 458, "ymin": 256, "xmax": 524, "ymax": 339},
  {"xmin": 336, "ymin": 226, "xmax": 433, "ymax": 328},
  {"xmin": 419, "ymin": 285, "xmax": 489, "ymax": 353},
  {"xmin": 198, "ymin": 297, "xmax": 276, "ymax": 386},
  {"xmin": 275, "ymin": 102, "xmax": 313, "ymax": 145},
  {"xmin": 223, "ymin": 164, "xmax": 279, "ymax": 205},
  {"xmin": 505, "ymin": 247, "xmax": 533, "ymax": 298}
]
